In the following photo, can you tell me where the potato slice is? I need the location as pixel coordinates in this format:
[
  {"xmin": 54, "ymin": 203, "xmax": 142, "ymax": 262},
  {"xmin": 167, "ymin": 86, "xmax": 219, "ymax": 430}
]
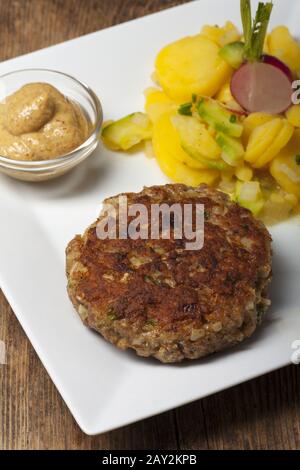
[
  {"xmin": 144, "ymin": 89, "xmax": 175, "ymax": 123},
  {"xmin": 286, "ymin": 105, "xmax": 300, "ymax": 128},
  {"xmin": 155, "ymin": 34, "xmax": 232, "ymax": 102},
  {"xmin": 215, "ymin": 82, "xmax": 234, "ymax": 104},
  {"xmin": 235, "ymin": 165, "xmax": 253, "ymax": 182},
  {"xmin": 254, "ymin": 120, "xmax": 294, "ymax": 168},
  {"xmin": 152, "ymin": 112, "xmax": 206, "ymax": 170},
  {"xmin": 245, "ymin": 118, "xmax": 286, "ymax": 166},
  {"xmin": 270, "ymin": 129, "xmax": 300, "ymax": 198},
  {"xmin": 171, "ymin": 114, "xmax": 223, "ymax": 165},
  {"xmin": 269, "ymin": 26, "xmax": 300, "ymax": 77},
  {"xmin": 201, "ymin": 22, "xmax": 241, "ymax": 47},
  {"xmin": 152, "ymin": 112, "xmax": 219, "ymax": 186},
  {"xmin": 242, "ymin": 113, "xmax": 274, "ymax": 145}
]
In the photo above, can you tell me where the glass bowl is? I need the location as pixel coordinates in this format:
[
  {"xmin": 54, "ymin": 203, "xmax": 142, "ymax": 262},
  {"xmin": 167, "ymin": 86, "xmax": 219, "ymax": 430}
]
[{"xmin": 0, "ymin": 69, "xmax": 103, "ymax": 182}]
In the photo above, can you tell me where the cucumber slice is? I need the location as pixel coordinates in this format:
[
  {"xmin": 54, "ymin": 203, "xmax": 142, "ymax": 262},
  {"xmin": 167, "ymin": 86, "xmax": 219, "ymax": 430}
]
[
  {"xmin": 171, "ymin": 114, "xmax": 227, "ymax": 170},
  {"xmin": 102, "ymin": 113, "xmax": 152, "ymax": 151},
  {"xmin": 197, "ymin": 98, "xmax": 243, "ymax": 137},
  {"xmin": 219, "ymin": 41, "xmax": 245, "ymax": 69},
  {"xmin": 216, "ymin": 133, "xmax": 244, "ymax": 167},
  {"xmin": 182, "ymin": 144, "xmax": 227, "ymax": 170},
  {"xmin": 235, "ymin": 181, "xmax": 265, "ymax": 215}
]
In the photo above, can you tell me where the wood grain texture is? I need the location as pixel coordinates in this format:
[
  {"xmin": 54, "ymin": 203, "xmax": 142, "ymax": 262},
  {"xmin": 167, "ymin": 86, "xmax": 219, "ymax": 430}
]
[{"xmin": 0, "ymin": 0, "xmax": 300, "ymax": 450}]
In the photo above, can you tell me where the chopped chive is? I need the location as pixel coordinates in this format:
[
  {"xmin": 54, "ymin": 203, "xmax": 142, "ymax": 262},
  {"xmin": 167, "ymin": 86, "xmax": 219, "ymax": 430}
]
[
  {"xmin": 192, "ymin": 93, "xmax": 197, "ymax": 103},
  {"xmin": 144, "ymin": 275, "xmax": 161, "ymax": 286},
  {"xmin": 107, "ymin": 309, "xmax": 117, "ymax": 321},
  {"xmin": 107, "ymin": 314, "xmax": 117, "ymax": 321},
  {"xmin": 257, "ymin": 306, "xmax": 266, "ymax": 324},
  {"xmin": 204, "ymin": 210, "xmax": 210, "ymax": 220},
  {"xmin": 230, "ymin": 114, "xmax": 237, "ymax": 123},
  {"xmin": 295, "ymin": 155, "xmax": 300, "ymax": 165},
  {"xmin": 178, "ymin": 102, "xmax": 193, "ymax": 116},
  {"xmin": 145, "ymin": 319, "xmax": 156, "ymax": 327}
]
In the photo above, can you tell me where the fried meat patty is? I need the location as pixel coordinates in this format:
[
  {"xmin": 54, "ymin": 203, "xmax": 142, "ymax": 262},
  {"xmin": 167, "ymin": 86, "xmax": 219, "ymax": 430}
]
[{"xmin": 66, "ymin": 184, "xmax": 272, "ymax": 363}]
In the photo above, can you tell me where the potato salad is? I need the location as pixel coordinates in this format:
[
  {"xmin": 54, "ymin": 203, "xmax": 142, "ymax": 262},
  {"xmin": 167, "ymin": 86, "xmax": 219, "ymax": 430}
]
[{"xmin": 102, "ymin": 0, "xmax": 300, "ymax": 224}]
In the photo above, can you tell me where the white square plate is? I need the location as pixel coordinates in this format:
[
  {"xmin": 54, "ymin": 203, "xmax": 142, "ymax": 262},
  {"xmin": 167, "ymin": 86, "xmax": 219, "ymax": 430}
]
[{"xmin": 1, "ymin": 0, "xmax": 300, "ymax": 435}]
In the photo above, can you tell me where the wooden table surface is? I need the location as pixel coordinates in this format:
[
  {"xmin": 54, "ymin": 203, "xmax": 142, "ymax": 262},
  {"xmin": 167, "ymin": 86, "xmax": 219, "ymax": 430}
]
[{"xmin": 0, "ymin": 0, "xmax": 300, "ymax": 450}]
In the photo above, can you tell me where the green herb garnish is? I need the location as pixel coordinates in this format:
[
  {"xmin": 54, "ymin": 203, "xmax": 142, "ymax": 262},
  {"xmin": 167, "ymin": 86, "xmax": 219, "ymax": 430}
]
[
  {"xmin": 241, "ymin": 0, "xmax": 252, "ymax": 49},
  {"xmin": 178, "ymin": 102, "xmax": 193, "ymax": 116},
  {"xmin": 241, "ymin": 0, "xmax": 273, "ymax": 62},
  {"xmin": 230, "ymin": 114, "xmax": 237, "ymax": 123},
  {"xmin": 107, "ymin": 309, "xmax": 118, "ymax": 321},
  {"xmin": 257, "ymin": 306, "xmax": 266, "ymax": 324},
  {"xmin": 296, "ymin": 155, "xmax": 300, "ymax": 165},
  {"xmin": 144, "ymin": 275, "xmax": 161, "ymax": 286},
  {"xmin": 204, "ymin": 210, "xmax": 210, "ymax": 221},
  {"xmin": 192, "ymin": 93, "xmax": 197, "ymax": 103},
  {"xmin": 145, "ymin": 319, "xmax": 157, "ymax": 328}
]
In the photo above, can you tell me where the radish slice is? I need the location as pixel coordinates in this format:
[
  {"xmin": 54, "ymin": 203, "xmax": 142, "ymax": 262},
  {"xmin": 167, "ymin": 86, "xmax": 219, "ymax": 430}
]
[
  {"xmin": 261, "ymin": 54, "xmax": 293, "ymax": 82},
  {"xmin": 231, "ymin": 62, "xmax": 293, "ymax": 114}
]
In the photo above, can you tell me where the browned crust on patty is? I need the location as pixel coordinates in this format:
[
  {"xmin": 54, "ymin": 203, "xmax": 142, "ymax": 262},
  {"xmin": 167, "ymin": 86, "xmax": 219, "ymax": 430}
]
[{"xmin": 66, "ymin": 184, "xmax": 272, "ymax": 363}]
